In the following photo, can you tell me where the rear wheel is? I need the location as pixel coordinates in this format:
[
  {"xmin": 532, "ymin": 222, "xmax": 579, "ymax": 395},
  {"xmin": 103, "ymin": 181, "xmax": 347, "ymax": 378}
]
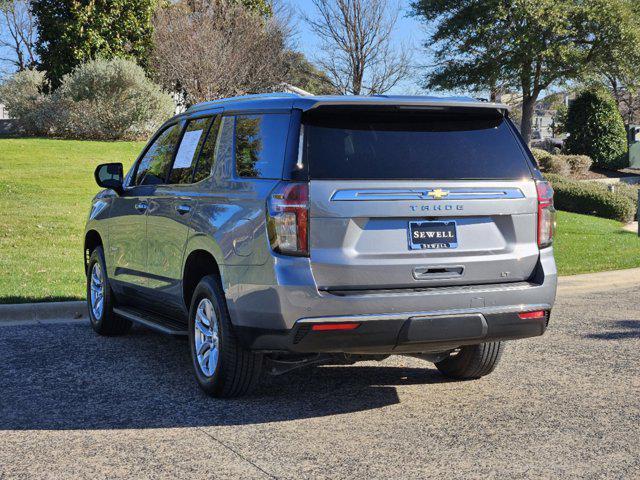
[
  {"xmin": 87, "ymin": 246, "xmax": 131, "ymax": 336},
  {"xmin": 434, "ymin": 342, "xmax": 504, "ymax": 379},
  {"xmin": 189, "ymin": 275, "xmax": 263, "ymax": 397}
]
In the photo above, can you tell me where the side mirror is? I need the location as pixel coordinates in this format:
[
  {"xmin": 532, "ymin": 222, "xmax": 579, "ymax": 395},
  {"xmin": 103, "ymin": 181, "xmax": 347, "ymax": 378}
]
[{"xmin": 94, "ymin": 163, "xmax": 124, "ymax": 195}]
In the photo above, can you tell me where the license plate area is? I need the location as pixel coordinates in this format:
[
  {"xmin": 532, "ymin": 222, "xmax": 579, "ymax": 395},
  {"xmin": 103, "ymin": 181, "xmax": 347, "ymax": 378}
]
[{"xmin": 408, "ymin": 220, "xmax": 458, "ymax": 250}]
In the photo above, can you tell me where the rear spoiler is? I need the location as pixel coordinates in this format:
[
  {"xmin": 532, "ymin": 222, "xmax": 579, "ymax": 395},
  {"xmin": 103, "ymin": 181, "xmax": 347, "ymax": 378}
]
[{"xmin": 294, "ymin": 97, "xmax": 510, "ymax": 115}]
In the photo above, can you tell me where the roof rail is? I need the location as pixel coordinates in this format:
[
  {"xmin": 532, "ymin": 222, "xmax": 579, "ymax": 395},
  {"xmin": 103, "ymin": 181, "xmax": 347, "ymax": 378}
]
[{"xmin": 186, "ymin": 92, "xmax": 300, "ymax": 113}]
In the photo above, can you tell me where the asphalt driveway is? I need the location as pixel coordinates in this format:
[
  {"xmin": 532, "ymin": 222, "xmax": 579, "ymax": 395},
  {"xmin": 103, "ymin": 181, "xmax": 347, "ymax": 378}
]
[{"xmin": 0, "ymin": 284, "xmax": 638, "ymax": 479}]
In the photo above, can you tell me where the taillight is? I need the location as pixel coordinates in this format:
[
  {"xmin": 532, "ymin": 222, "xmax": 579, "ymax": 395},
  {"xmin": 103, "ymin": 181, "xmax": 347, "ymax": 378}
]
[
  {"xmin": 267, "ymin": 182, "xmax": 309, "ymax": 256},
  {"xmin": 536, "ymin": 180, "xmax": 555, "ymax": 248}
]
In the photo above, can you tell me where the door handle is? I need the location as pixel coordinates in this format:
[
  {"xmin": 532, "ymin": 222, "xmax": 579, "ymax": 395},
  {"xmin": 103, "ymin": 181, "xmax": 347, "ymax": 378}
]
[
  {"xmin": 176, "ymin": 204, "xmax": 191, "ymax": 215},
  {"xmin": 135, "ymin": 201, "xmax": 148, "ymax": 213}
]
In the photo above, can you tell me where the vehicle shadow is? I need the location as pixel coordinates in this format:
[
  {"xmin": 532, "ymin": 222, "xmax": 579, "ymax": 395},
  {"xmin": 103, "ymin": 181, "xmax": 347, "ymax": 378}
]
[
  {"xmin": 0, "ymin": 322, "xmax": 450, "ymax": 431},
  {"xmin": 584, "ymin": 320, "xmax": 640, "ymax": 340}
]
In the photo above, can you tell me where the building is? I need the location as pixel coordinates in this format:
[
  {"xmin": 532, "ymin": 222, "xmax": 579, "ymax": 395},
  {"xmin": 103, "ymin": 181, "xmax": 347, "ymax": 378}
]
[{"xmin": 0, "ymin": 103, "xmax": 9, "ymax": 120}]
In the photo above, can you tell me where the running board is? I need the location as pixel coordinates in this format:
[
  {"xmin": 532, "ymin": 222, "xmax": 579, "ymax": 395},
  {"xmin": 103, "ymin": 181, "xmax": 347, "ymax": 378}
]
[{"xmin": 113, "ymin": 307, "xmax": 188, "ymax": 336}]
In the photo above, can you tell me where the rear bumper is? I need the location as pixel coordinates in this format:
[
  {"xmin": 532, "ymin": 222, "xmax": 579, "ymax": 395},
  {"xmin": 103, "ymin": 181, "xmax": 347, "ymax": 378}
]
[
  {"xmin": 236, "ymin": 309, "xmax": 550, "ymax": 354},
  {"xmin": 225, "ymin": 248, "xmax": 557, "ymax": 353}
]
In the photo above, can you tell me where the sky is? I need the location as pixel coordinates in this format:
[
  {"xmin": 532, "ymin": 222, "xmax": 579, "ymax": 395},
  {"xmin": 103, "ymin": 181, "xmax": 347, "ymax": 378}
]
[{"xmin": 287, "ymin": 0, "xmax": 435, "ymax": 95}]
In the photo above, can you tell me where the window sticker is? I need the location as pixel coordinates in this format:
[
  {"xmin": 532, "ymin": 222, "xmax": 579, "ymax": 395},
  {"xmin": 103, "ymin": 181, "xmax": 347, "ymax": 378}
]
[{"xmin": 174, "ymin": 129, "xmax": 204, "ymax": 169}]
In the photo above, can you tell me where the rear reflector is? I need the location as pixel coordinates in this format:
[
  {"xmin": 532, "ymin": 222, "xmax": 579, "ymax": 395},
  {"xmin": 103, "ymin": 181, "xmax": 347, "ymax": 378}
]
[
  {"xmin": 310, "ymin": 322, "xmax": 360, "ymax": 331},
  {"xmin": 518, "ymin": 310, "xmax": 546, "ymax": 319}
]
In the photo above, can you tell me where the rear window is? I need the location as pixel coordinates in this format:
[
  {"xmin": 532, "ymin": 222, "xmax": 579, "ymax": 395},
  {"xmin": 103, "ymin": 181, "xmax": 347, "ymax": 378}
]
[{"xmin": 301, "ymin": 109, "xmax": 533, "ymax": 180}]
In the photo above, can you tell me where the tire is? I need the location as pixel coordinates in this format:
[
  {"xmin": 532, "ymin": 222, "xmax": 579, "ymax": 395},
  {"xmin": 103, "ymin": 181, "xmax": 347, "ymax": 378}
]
[
  {"xmin": 86, "ymin": 246, "xmax": 131, "ymax": 336},
  {"xmin": 188, "ymin": 274, "xmax": 263, "ymax": 398},
  {"xmin": 435, "ymin": 342, "xmax": 504, "ymax": 379}
]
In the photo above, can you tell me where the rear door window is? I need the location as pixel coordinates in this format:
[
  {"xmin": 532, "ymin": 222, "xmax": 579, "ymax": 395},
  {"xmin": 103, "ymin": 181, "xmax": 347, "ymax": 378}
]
[
  {"xmin": 135, "ymin": 123, "xmax": 182, "ymax": 186},
  {"xmin": 301, "ymin": 110, "xmax": 533, "ymax": 180},
  {"xmin": 192, "ymin": 116, "xmax": 222, "ymax": 183},
  {"xmin": 235, "ymin": 114, "xmax": 290, "ymax": 179},
  {"xmin": 168, "ymin": 117, "xmax": 213, "ymax": 184}
]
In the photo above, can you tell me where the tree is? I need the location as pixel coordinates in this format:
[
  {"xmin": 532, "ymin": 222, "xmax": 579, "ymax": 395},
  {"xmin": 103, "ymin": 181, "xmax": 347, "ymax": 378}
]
[
  {"xmin": 186, "ymin": 0, "xmax": 272, "ymax": 17},
  {"xmin": 282, "ymin": 51, "xmax": 337, "ymax": 95},
  {"xmin": 151, "ymin": 0, "xmax": 290, "ymax": 105},
  {"xmin": 303, "ymin": 0, "xmax": 411, "ymax": 95},
  {"xmin": 412, "ymin": 0, "xmax": 640, "ymax": 144},
  {"xmin": 565, "ymin": 88, "xmax": 628, "ymax": 169},
  {"xmin": 588, "ymin": 35, "xmax": 640, "ymax": 125},
  {"xmin": 31, "ymin": 0, "xmax": 156, "ymax": 88},
  {"xmin": 0, "ymin": 0, "xmax": 36, "ymax": 72}
]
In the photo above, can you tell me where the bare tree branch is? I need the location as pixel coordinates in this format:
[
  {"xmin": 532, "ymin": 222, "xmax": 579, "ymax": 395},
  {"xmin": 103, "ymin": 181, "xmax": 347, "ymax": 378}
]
[
  {"xmin": 0, "ymin": 0, "xmax": 36, "ymax": 72},
  {"xmin": 302, "ymin": 0, "xmax": 411, "ymax": 95},
  {"xmin": 150, "ymin": 0, "xmax": 292, "ymax": 105}
]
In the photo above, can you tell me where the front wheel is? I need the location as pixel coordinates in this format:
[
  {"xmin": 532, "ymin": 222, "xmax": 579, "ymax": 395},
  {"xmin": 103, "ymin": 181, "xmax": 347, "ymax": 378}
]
[
  {"xmin": 188, "ymin": 275, "xmax": 263, "ymax": 397},
  {"xmin": 434, "ymin": 342, "xmax": 504, "ymax": 379}
]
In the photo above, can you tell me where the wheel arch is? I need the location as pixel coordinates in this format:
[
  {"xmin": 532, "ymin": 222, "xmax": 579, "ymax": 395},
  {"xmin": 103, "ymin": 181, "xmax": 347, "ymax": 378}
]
[
  {"xmin": 182, "ymin": 247, "xmax": 225, "ymax": 312},
  {"xmin": 84, "ymin": 229, "xmax": 103, "ymax": 274}
]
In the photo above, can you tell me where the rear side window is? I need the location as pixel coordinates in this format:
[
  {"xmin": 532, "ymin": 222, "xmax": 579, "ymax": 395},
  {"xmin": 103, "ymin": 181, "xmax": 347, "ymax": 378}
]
[
  {"xmin": 301, "ymin": 110, "xmax": 533, "ymax": 180},
  {"xmin": 235, "ymin": 114, "xmax": 290, "ymax": 179},
  {"xmin": 168, "ymin": 117, "xmax": 213, "ymax": 184},
  {"xmin": 135, "ymin": 124, "xmax": 182, "ymax": 185}
]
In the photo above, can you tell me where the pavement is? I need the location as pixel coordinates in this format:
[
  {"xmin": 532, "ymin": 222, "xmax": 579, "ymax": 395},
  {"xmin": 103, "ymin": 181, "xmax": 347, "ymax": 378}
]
[{"xmin": 0, "ymin": 275, "xmax": 639, "ymax": 478}]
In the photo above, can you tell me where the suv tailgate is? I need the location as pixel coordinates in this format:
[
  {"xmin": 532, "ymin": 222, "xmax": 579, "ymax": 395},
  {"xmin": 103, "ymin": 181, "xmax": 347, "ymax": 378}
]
[
  {"xmin": 299, "ymin": 106, "xmax": 541, "ymax": 291},
  {"xmin": 309, "ymin": 179, "xmax": 539, "ymax": 290}
]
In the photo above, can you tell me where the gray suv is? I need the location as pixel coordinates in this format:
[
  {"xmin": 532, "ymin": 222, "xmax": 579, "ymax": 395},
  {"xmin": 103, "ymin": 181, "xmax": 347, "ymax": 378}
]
[{"xmin": 85, "ymin": 93, "xmax": 557, "ymax": 397}]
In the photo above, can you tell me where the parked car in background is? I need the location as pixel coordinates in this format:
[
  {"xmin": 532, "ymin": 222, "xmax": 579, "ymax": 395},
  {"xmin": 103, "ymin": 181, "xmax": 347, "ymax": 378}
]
[{"xmin": 85, "ymin": 93, "xmax": 557, "ymax": 397}]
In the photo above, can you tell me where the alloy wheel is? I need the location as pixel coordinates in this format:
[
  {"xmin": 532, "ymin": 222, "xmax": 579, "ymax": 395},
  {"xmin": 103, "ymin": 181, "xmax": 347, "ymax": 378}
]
[
  {"xmin": 194, "ymin": 298, "xmax": 220, "ymax": 377},
  {"xmin": 90, "ymin": 262, "xmax": 105, "ymax": 320}
]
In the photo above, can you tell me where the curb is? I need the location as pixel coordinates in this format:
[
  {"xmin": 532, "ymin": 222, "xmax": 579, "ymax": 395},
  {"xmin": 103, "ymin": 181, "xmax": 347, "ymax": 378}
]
[
  {"xmin": 557, "ymin": 267, "xmax": 640, "ymax": 295},
  {"xmin": 0, "ymin": 301, "xmax": 87, "ymax": 323}
]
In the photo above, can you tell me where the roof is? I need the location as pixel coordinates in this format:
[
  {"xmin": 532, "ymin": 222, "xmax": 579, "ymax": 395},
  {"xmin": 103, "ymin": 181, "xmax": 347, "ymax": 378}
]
[{"xmin": 185, "ymin": 93, "xmax": 510, "ymax": 115}]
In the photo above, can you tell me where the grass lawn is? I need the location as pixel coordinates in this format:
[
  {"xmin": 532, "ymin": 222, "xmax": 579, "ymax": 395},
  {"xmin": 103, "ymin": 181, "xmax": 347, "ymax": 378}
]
[
  {"xmin": 1, "ymin": 137, "xmax": 640, "ymax": 303},
  {"xmin": 0, "ymin": 138, "xmax": 142, "ymax": 303},
  {"xmin": 553, "ymin": 210, "xmax": 640, "ymax": 275}
]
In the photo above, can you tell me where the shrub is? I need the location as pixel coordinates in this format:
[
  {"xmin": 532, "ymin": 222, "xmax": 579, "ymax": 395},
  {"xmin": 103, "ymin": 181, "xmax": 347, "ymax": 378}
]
[
  {"xmin": 562, "ymin": 154, "xmax": 592, "ymax": 176},
  {"xmin": 532, "ymin": 148, "xmax": 594, "ymax": 177},
  {"xmin": 545, "ymin": 174, "xmax": 636, "ymax": 222},
  {"xmin": 610, "ymin": 182, "xmax": 640, "ymax": 214},
  {"xmin": 0, "ymin": 69, "xmax": 54, "ymax": 135},
  {"xmin": 538, "ymin": 153, "xmax": 571, "ymax": 176},
  {"xmin": 530, "ymin": 148, "xmax": 552, "ymax": 165},
  {"xmin": 564, "ymin": 88, "xmax": 628, "ymax": 169},
  {"xmin": 53, "ymin": 58, "xmax": 174, "ymax": 140}
]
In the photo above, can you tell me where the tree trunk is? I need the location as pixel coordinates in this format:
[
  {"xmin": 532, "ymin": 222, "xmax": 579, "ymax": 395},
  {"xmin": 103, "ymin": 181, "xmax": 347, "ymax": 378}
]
[{"xmin": 520, "ymin": 95, "xmax": 536, "ymax": 145}]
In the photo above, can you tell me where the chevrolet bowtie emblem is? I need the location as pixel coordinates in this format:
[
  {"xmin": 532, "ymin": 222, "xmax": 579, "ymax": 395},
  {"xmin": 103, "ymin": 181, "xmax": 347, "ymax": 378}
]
[{"xmin": 426, "ymin": 189, "xmax": 449, "ymax": 200}]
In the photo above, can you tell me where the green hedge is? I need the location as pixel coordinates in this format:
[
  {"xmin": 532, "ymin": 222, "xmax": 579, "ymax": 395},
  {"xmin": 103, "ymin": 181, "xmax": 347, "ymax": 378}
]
[
  {"xmin": 545, "ymin": 174, "xmax": 636, "ymax": 222},
  {"xmin": 612, "ymin": 182, "xmax": 640, "ymax": 209}
]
